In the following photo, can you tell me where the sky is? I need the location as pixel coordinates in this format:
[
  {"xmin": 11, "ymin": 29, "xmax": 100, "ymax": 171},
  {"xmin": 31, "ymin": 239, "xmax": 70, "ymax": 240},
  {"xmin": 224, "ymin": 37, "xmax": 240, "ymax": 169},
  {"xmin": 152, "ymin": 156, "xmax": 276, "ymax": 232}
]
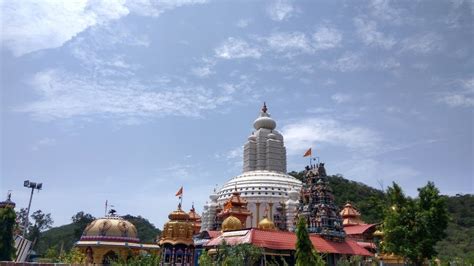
[{"xmin": 1, "ymin": 0, "xmax": 473, "ymax": 229}]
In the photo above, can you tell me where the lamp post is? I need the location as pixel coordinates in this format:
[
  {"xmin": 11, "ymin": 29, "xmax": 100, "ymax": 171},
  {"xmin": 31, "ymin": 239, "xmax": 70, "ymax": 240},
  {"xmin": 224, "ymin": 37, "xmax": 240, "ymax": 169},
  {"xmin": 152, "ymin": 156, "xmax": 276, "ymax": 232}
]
[{"xmin": 22, "ymin": 180, "xmax": 42, "ymax": 238}]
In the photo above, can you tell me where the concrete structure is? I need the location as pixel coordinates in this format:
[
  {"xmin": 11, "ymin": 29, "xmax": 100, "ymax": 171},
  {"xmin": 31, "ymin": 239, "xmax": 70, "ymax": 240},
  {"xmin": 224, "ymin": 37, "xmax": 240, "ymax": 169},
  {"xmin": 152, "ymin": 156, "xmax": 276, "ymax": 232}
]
[{"xmin": 201, "ymin": 103, "xmax": 302, "ymax": 231}]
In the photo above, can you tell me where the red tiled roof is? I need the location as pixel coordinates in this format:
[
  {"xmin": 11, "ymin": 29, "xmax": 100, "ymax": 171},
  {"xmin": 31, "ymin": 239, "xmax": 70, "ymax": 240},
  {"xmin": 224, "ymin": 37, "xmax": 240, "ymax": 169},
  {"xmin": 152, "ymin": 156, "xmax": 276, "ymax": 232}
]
[
  {"xmin": 205, "ymin": 229, "xmax": 372, "ymax": 257},
  {"xmin": 343, "ymin": 224, "xmax": 376, "ymax": 235},
  {"xmin": 208, "ymin": 231, "xmax": 222, "ymax": 238},
  {"xmin": 356, "ymin": 241, "xmax": 376, "ymax": 249}
]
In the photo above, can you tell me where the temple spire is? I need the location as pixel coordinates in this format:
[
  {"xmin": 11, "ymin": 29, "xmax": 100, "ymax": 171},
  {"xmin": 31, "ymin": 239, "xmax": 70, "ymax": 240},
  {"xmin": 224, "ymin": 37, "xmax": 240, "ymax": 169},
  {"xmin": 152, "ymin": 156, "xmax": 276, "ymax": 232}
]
[{"xmin": 262, "ymin": 102, "xmax": 268, "ymax": 113}]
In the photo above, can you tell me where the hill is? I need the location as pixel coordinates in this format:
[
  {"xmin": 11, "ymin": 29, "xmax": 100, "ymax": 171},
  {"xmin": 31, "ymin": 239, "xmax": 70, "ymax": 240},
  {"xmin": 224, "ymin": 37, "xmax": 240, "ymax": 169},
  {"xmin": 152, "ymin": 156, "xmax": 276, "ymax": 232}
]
[{"xmin": 36, "ymin": 214, "xmax": 161, "ymax": 256}]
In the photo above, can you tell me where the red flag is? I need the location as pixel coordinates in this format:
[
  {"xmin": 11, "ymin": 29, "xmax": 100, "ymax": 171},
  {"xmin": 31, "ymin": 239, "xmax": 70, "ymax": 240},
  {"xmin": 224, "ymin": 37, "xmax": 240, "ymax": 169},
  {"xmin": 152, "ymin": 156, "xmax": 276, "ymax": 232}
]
[
  {"xmin": 303, "ymin": 148, "xmax": 312, "ymax": 157},
  {"xmin": 175, "ymin": 186, "xmax": 183, "ymax": 197}
]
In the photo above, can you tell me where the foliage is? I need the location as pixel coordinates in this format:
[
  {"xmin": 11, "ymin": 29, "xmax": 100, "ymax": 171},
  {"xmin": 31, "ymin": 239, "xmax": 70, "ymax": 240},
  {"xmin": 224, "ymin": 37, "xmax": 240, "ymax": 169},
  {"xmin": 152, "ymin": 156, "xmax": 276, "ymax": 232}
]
[
  {"xmin": 71, "ymin": 211, "xmax": 95, "ymax": 240},
  {"xmin": 215, "ymin": 242, "xmax": 263, "ymax": 266},
  {"xmin": 435, "ymin": 194, "xmax": 474, "ymax": 263},
  {"xmin": 122, "ymin": 214, "xmax": 161, "ymax": 243},
  {"xmin": 30, "ymin": 210, "xmax": 54, "ymax": 247},
  {"xmin": 295, "ymin": 217, "xmax": 324, "ymax": 266},
  {"xmin": 58, "ymin": 247, "xmax": 85, "ymax": 264},
  {"xmin": 382, "ymin": 182, "xmax": 448, "ymax": 265},
  {"xmin": 0, "ymin": 207, "xmax": 17, "ymax": 261},
  {"xmin": 336, "ymin": 255, "xmax": 363, "ymax": 266},
  {"xmin": 198, "ymin": 250, "xmax": 213, "ymax": 266},
  {"xmin": 112, "ymin": 252, "xmax": 161, "ymax": 265}
]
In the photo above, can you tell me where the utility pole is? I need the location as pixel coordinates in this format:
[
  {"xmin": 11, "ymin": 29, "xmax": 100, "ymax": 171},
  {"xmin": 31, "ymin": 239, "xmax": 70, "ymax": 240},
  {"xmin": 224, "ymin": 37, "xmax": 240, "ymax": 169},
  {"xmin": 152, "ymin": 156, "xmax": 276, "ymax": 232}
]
[{"xmin": 22, "ymin": 180, "xmax": 42, "ymax": 238}]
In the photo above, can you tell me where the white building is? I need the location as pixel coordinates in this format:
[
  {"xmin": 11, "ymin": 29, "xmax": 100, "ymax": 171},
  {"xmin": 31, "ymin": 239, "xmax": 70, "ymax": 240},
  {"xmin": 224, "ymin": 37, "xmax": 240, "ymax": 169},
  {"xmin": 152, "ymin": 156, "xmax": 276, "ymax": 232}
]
[{"xmin": 201, "ymin": 104, "xmax": 302, "ymax": 231}]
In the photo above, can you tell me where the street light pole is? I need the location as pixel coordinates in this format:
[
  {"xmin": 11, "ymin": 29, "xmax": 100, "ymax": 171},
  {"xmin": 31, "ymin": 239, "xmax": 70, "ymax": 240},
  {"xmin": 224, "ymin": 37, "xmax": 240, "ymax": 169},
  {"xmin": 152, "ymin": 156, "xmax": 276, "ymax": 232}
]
[{"xmin": 22, "ymin": 180, "xmax": 42, "ymax": 238}]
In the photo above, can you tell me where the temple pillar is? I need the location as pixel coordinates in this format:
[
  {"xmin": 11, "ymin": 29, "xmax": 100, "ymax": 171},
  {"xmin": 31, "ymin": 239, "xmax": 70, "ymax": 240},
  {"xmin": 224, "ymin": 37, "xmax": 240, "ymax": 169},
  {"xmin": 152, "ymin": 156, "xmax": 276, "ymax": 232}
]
[
  {"xmin": 255, "ymin": 202, "xmax": 261, "ymax": 225},
  {"xmin": 269, "ymin": 202, "xmax": 274, "ymax": 218}
]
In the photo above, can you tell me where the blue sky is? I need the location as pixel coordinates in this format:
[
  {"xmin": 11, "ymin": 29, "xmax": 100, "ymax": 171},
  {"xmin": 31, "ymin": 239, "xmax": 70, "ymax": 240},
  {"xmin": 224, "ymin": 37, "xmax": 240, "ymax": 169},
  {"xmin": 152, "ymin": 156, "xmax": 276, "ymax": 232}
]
[{"xmin": 1, "ymin": 0, "xmax": 473, "ymax": 229}]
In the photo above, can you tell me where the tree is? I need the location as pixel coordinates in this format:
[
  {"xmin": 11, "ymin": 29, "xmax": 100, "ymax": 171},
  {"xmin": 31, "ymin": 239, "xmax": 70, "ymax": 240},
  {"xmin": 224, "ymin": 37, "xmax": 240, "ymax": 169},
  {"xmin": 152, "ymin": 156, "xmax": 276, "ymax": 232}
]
[
  {"xmin": 29, "ymin": 210, "xmax": 53, "ymax": 249},
  {"xmin": 295, "ymin": 217, "xmax": 324, "ymax": 266},
  {"xmin": 71, "ymin": 211, "xmax": 95, "ymax": 240},
  {"xmin": 198, "ymin": 250, "xmax": 213, "ymax": 266},
  {"xmin": 214, "ymin": 242, "xmax": 263, "ymax": 266},
  {"xmin": 382, "ymin": 182, "xmax": 449, "ymax": 265},
  {"xmin": 0, "ymin": 207, "xmax": 17, "ymax": 261}
]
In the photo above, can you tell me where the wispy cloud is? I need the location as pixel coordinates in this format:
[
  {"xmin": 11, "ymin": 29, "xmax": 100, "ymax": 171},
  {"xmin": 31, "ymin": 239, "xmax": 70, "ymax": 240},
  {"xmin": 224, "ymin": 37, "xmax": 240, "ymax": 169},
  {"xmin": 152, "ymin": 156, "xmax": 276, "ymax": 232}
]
[
  {"xmin": 264, "ymin": 32, "xmax": 312, "ymax": 55},
  {"xmin": 437, "ymin": 78, "xmax": 474, "ymax": 108},
  {"xmin": 32, "ymin": 137, "xmax": 56, "ymax": 151},
  {"xmin": 191, "ymin": 57, "xmax": 216, "ymax": 78},
  {"xmin": 1, "ymin": 0, "xmax": 208, "ymax": 57},
  {"xmin": 320, "ymin": 52, "xmax": 365, "ymax": 72},
  {"xmin": 266, "ymin": 0, "xmax": 296, "ymax": 21},
  {"xmin": 368, "ymin": 0, "xmax": 403, "ymax": 25},
  {"xmin": 401, "ymin": 33, "xmax": 443, "ymax": 54},
  {"xmin": 282, "ymin": 118, "xmax": 381, "ymax": 156},
  {"xmin": 331, "ymin": 93, "xmax": 352, "ymax": 104},
  {"xmin": 15, "ymin": 69, "xmax": 235, "ymax": 121},
  {"xmin": 236, "ymin": 18, "xmax": 252, "ymax": 28},
  {"xmin": 1, "ymin": 0, "xmax": 129, "ymax": 56},
  {"xmin": 354, "ymin": 17, "xmax": 396, "ymax": 49},
  {"xmin": 215, "ymin": 37, "xmax": 261, "ymax": 59},
  {"xmin": 312, "ymin": 26, "xmax": 343, "ymax": 50}
]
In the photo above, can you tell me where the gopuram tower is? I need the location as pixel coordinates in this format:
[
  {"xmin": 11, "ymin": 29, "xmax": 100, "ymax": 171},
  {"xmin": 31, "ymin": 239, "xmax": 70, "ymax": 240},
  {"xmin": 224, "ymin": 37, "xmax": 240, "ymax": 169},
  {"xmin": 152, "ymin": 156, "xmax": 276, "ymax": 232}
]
[
  {"xmin": 201, "ymin": 103, "xmax": 302, "ymax": 231},
  {"xmin": 298, "ymin": 163, "xmax": 346, "ymax": 241}
]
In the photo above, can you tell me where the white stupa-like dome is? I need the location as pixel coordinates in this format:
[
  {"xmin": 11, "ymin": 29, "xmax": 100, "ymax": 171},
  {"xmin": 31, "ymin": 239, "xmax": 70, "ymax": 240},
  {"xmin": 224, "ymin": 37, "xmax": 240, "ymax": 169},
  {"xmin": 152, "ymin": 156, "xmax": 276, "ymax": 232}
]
[{"xmin": 201, "ymin": 103, "xmax": 302, "ymax": 231}]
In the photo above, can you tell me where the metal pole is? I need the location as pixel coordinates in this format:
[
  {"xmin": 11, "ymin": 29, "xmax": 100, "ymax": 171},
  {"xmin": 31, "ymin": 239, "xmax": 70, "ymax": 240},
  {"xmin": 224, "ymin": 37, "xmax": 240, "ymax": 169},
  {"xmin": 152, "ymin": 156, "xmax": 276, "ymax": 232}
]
[{"xmin": 23, "ymin": 187, "xmax": 35, "ymax": 238}]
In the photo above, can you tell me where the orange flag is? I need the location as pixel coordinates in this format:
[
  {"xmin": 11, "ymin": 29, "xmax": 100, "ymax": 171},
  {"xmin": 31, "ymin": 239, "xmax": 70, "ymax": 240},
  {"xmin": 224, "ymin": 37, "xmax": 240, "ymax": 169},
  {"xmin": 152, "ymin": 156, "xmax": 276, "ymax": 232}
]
[
  {"xmin": 303, "ymin": 148, "xmax": 312, "ymax": 157},
  {"xmin": 175, "ymin": 186, "xmax": 183, "ymax": 197}
]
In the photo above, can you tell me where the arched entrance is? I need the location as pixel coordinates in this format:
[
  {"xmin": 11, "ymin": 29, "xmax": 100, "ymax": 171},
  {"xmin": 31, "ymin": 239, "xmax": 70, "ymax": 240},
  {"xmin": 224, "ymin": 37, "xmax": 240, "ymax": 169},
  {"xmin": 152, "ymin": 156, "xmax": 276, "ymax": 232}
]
[{"xmin": 102, "ymin": 250, "xmax": 118, "ymax": 265}]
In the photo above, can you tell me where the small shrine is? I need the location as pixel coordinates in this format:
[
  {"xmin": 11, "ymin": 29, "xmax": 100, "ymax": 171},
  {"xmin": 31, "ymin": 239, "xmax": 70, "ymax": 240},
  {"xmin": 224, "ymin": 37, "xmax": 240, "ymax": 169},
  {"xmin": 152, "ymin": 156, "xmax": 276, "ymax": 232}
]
[
  {"xmin": 216, "ymin": 188, "xmax": 251, "ymax": 229},
  {"xmin": 188, "ymin": 204, "xmax": 202, "ymax": 235},
  {"xmin": 75, "ymin": 209, "xmax": 159, "ymax": 264},
  {"xmin": 298, "ymin": 162, "xmax": 346, "ymax": 241},
  {"xmin": 159, "ymin": 203, "xmax": 195, "ymax": 265}
]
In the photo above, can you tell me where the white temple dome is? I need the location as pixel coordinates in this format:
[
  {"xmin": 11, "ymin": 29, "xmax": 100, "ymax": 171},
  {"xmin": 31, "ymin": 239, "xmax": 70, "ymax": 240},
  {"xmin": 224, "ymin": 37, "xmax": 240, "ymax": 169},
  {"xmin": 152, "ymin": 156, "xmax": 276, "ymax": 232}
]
[
  {"xmin": 201, "ymin": 103, "xmax": 302, "ymax": 232},
  {"xmin": 253, "ymin": 115, "xmax": 276, "ymax": 130}
]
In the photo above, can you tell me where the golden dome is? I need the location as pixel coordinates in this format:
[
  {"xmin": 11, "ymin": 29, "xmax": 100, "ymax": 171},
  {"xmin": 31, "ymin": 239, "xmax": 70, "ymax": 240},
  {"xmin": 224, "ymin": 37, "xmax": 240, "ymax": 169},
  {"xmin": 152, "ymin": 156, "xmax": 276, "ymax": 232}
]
[
  {"xmin": 258, "ymin": 217, "xmax": 276, "ymax": 231},
  {"xmin": 160, "ymin": 204, "xmax": 194, "ymax": 246},
  {"xmin": 81, "ymin": 216, "xmax": 139, "ymax": 242},
  {"xmin": 221, "ymin": 215, "xmax": 242, "ymax": 232},
  {"xmin": 373, "ymin": 230, "xmax": 384, "ymax": 237}
]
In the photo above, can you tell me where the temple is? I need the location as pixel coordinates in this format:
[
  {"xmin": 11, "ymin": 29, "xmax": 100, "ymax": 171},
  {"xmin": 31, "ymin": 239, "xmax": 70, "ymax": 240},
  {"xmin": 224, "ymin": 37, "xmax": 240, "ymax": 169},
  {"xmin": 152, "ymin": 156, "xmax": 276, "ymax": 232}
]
[
  {"xmin": 201, "ymin": 103, "xmax": 302, "ymax": 231},
  {"xmin": 75, "ymin": 210, "xmax": 160, "ymax": 264}
]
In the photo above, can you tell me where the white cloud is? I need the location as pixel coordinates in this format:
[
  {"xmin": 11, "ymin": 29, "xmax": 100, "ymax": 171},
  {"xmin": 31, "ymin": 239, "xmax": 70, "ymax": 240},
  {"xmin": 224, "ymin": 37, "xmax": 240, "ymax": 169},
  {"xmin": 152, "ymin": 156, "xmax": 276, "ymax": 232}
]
[
  {"xmin": 354, "ymin": 17, "xmax": 396, "ymax": 49},
  {"xmin": 32, "ymin": 138, "xmax": 56, "ymax": 151},
  {"xmin": 368, "ymin": 0, "xmax": 403, "ymax": 24},
  {"xmin": 401, "ymin": 33, "xmax": 442, "ymax": 54},
  {"xmin": 215, "ymin": 38, "xmax": 261, "ymax": 59},
  {"xmin": 437, "ymin": 78, "xmax": 474, "ymax": 108},
  {"xmin": 282, "ymin": 118, "xmax": 381, "ymax": 155},
  {"xmin": 1, "ymin": 0, "xmax": 129, "ymax": 57},
  {"xmin": 1, "ymin": 0, "xmax": 209, "ymax": 57},
  {"xmin": 125, "ymin": 0, "xmax": 208, "ymax": 17},
  {"xmin": 191, "ymin": 58, "xmax": 216, "ymax": 78},
  {"xmin": 236, "ymin": 18, "xmax": 252, "ymax": 28},
  {"xmin": 264, "ymin": 32, "xmax": 313, "ymax": 55},
  {"xmin": 266, "ymin": 0, "xmax": 296, "ymax": 21},
  {"xmin": 331, "ymin": 93, "xmax": 352, "ymax": 104},
  {"xmin": 312, "ymin": 26, "xmax": 343, "ymax": 50},
  {"xmin": 15, "ymin": 69, "xmax": 235, "ymax": 121},
  {"xmin": 320, "ymin": 52, "xmax": 365, "ymax": 72}
]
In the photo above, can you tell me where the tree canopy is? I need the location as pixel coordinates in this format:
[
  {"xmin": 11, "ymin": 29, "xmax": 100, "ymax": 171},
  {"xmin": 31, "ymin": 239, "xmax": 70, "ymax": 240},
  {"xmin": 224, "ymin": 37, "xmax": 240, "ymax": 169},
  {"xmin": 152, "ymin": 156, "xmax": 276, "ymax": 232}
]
[
  {"xmin": 382, "ymin": 181, "xmax": 448, "ymax": 265},
  {"xmin": 0, "ymin": 207, "xmax": 17, "ymax": 261}
]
